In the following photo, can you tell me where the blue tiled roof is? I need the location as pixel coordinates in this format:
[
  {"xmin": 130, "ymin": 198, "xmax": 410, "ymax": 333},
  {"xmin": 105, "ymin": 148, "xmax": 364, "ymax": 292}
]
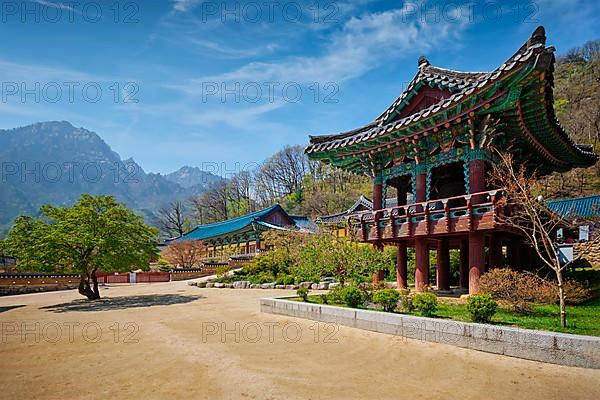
[
  {"xmin": 175, "ymin": 204, "xmax": 284, "ymax": 241},
  {"xmin": 546, "ymin": 195, "xmax": 600, "ymax": 219}
]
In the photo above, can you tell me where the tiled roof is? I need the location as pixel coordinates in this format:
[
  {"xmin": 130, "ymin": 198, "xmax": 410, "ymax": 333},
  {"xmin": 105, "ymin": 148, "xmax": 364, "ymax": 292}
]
[
  {"xmin": 546, "ymin": 195, "xmax": 600, "ymax": 219},
  {"xmin": 306, "ymin": 28, "xmax": 546, "ymax": 154},
  {"xmin": 305, "ymin": 26, "xmax": 597, "ymax": 169},
  {"xmin": 174, "ymin": 204, "xmax": 306, "ymax": 241}
]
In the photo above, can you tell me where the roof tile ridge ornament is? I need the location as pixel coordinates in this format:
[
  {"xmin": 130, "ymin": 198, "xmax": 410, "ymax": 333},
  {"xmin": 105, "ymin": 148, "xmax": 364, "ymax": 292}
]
[
  {"xmin": 418, "ymin": 55, "xmax": 430, "ymax": 70},
  {"xmin": 528, "ymin": 25, "xmax": 546, "ymax": 47}
]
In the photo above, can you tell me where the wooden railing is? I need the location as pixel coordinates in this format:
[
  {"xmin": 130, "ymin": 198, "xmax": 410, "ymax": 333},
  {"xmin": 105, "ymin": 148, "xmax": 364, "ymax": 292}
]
[{"xmin": 348, "ymin": 190, "xmax": 505, "ymax": 241}]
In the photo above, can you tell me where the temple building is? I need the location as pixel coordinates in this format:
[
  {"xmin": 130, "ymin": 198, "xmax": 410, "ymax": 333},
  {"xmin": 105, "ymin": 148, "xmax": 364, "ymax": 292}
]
[
  {"xmin": 305, "ymin": 27, "xmax": 598, "ymax": 294},
  {"xmin": 173, "ymin": 204, "xmax": 315, "ymax": 259}
]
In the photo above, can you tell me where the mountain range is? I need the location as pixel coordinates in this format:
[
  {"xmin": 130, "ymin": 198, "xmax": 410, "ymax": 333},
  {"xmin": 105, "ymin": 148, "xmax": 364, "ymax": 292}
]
[{"xmin": 0, "ymin": 121, "xmax": 224, "ymax": 234}]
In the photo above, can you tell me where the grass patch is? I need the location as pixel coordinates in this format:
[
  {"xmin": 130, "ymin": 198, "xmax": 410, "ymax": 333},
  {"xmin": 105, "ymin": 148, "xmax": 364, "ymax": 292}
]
[{"xmin": 291, "ymin": 295, "xmax": 600, "ymax": 337}]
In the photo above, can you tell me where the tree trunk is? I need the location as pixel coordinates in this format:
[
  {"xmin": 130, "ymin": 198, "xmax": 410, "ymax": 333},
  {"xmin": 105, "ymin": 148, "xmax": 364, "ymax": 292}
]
[
  {"xmin": 78, "ymin": 272, "xmax": 101, "ymax": 300},
  {"xmin": 90, "ymin": 268, "xmax": 101, "ymax": 300},
  {"xmin": 557, "ymin": 270, "xmax": 567, "ymax": 328}
]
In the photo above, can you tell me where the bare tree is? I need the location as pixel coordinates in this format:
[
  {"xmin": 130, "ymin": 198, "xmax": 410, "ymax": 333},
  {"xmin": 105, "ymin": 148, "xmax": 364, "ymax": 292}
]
[
  {"xmin": 255, "ymin": 145, "xmax": 310, "ymax": 200},
  {"xmin": 157, "ymin": 201, "xmax": 188, "ymax": 238},
  {"xmin": 491, "ymin": 153, "xmax": 598, "ymax": 327},
  {"xmin": 190, "ymin": 181, "xmax": 229, "ymax": 224},
  {"xmin": 162, "ymin": 240, "xmax": 206, "ymax": 268}
]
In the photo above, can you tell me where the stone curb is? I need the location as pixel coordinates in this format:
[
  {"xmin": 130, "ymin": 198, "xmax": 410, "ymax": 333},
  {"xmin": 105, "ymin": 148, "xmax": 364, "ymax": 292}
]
[{"xmin": 260, "ymin": 297, "xmax": 600, "ymax": 369}]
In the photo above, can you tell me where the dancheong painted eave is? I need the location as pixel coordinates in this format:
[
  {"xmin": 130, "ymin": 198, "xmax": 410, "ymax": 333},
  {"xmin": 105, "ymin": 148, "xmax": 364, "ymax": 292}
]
[{"xmin": 305, "ymin": 26, "xmax": 598, "ymax": 175}]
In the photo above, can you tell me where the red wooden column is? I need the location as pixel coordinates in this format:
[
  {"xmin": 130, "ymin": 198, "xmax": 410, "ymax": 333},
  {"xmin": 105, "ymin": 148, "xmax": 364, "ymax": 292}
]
[
  {"xmin": 436, "ymin": 238, "xmax": 450, "ymax": 291},
  {"xmin": 414, "ymin": 171, "xmax": 429, "ymax": 291},
  {"xmin": 396, "ymin": 242, "xmax": 408, "ymax": 289},
  {"xmin": 468, "ymin": 159, "xmax": 486, "ymax": 294},
  {"xmin": 372, "ymin": 177, "xmax": 385, "ymax": 284},
  {"xmin": 459, "ymin": 239, "xmax": 469, "ymax": 290}
]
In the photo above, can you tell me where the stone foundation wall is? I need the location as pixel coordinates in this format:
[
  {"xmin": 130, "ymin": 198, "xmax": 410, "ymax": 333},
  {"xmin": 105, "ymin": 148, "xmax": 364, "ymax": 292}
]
[
  {"xmin": 260, "ymin": 297, "xmax": 600, "ymax": 369},
  {"xmin": 169, "ymin": 269, "xmax": 213, "ymax": 281},
  {"xmin": 574, "ymin": 240, "xmax": 600, "ymax": 267},
  {"xmin": 0, "ymin": 275, "xmax": 80, "ymax": 296}
]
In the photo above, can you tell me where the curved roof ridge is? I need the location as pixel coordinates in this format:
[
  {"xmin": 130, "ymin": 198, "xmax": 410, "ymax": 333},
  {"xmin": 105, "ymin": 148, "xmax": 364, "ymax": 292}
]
[
  {"xmin": 547, "ymin": 194, "xmax": 600, "ymax": 203},
  {"xmin": 182, "ymin": 204, "xmax": 282, "ymax": 234}
]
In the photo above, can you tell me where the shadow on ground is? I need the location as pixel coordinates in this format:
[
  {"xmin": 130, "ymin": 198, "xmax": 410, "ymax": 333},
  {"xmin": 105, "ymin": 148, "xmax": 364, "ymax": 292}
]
[
  {"xmin": 0, "ymin": 305, "xmax": 26, "ymax": 313},
  {"xmin": 40, "ymin": 294, "xmax": 202, "ymax": 313}
]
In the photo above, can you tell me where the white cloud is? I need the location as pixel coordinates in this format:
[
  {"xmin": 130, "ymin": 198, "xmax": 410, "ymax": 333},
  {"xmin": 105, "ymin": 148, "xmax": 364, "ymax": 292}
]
[
  {"xmin": 170, "ymin": 0, "xmax": 202, "ymax": 13},
  {"xmin": 0, "ymin": 59, "xmax": 135, "ymax": 84},
  {"xmin": 177, "ymin": 2, "xmax": 472, "ymax": 93},
  {"xmin": 30, "ymin": 0, "xmax": 81, "ymax": 13},
  {"xmin": 188, "ymin": 38, "xmax": 279, "ymax": 59}
]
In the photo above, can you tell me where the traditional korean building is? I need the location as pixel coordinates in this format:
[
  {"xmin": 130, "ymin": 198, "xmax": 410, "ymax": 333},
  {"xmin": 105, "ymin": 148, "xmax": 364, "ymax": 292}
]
[
  {"xmin": 173, "ymin": 204, "xmax": 315, "ymax": 259},
  {"xmin": 318, "ymin": 195, "xmax": 414, "ymax": 237},
  {"xmin": 305, "ymin": 27, "xmax": 598, "ymax": 294}
]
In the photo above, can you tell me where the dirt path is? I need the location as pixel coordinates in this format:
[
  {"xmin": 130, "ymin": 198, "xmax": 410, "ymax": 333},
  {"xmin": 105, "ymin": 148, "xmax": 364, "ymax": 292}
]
[{"xmin": 1, "ymin": 282, "xmax": 599, "ymax": 400}]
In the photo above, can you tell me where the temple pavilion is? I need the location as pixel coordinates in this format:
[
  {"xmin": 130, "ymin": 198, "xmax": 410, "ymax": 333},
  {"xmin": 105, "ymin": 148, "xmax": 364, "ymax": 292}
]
[
  {"xmin": 306, "ymin": 27, "xmax": 598, "ymax": 294},
  {"xmin": 173, "ymin": 204, "xmax": 315, "ymax": 259}
]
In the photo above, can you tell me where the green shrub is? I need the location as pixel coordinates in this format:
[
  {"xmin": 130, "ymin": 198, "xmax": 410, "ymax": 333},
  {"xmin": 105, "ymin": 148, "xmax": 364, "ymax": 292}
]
[
  {"xmin": 359, "ymin": 285, "xmax": 373, "ymax": 303},
  {"xmin": 466, "ymin": 294, "xmax": 498, "ymax": 323},
  {"xmin": 327, "ymin": 285, "xmax": 345, "ymax": 304},
  {"xmin": 342, "ymin": 286, "xmax": 364, "ymax": 308},
  {"xmin": 412, "ymin": 292, "xmax": 438, "ymax": 317},
  {"xmin": 398, "ymin": 289, "xmax": 414, "ymax": 312},
  {"xmin": 373, "ymin": 289, "xmax": 401, "ymax": 312},
  {"xmin": 276, "ymin": 274, "xmax": 295, "ymax": 285},
  {"xmin": 319, "ymin": 294, "xmax": 329, "ymax": 304},
  {"xmin": 297, "ymin": 287, "xmax": 309, "ymax": 302},
  {"xmin": 215, "ymin": 264, "xmax": 231, "ymax": 279}
]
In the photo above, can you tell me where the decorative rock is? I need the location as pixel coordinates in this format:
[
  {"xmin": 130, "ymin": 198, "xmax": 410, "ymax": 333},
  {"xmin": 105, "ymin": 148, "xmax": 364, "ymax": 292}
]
[
  {"xmin": 384, "ymin": 282, "xmax": 398, "ymax": 289},
  {"xmin": 299, "ymin": 282, "xmax": 313, "ymax": 289},
  {"xmin": 275, "ymin": 285, "xmax": 285, "ymax": 289},
  {"xmin": 285, "ymin": 285, "xmax": 297, "ymax": 290},
  {"xmin": 206, "ymin": 283, "xmax": 215, "ymax": 288},
  {"xmin": 224, "ymin": 283, "xmax": 234, "ymax": 288},
  {"xmin": 196, "ymin": 281, "xmax": 207, "ymax": 288},
  {"xmin": 328, "ymin": 282, "xmax": 339, "ymax": 289},
  {"xmin": 214, "ymin": 282, "xmax": 225, "ymax": 288},
  {"xmin": 250, "ymin": 284, "xmax": 260, "ymax": 289},
  {"xmin": 311, "ymin": 283, "xmax": 319, "ymax": 290},
  {"xmin": 317, "ymin": 283, "xmax": 329, "ymax": 290},
  {"xmin": 233, "ymin": 281, "xmax": 250, "ymax": 289},
  {"xmin": 261, "ymin": 283, "xmax": 276, "ymax": 289}
]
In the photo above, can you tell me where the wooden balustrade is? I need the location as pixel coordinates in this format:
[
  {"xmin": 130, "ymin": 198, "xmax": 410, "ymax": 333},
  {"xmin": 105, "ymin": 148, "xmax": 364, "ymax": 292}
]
[{"xmin": 349, "ymin": 190, "xmax": 504, "ymax": 241}]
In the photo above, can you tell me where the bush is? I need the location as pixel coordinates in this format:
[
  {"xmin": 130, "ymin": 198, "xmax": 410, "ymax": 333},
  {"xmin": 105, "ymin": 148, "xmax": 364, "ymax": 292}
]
[
  {"xmin": 412, "ymin": 292, "xmax": 438, "ymax": 317},
  {"xmin": 297, "ymin": 287, "xmax": 309, "ymax": 302},
  {"xmin": 562, "ymin": 280, "xmax": 592, "ymax": 305},
  {"xmin": 215, "ymin": 264, "xmax": 231, "ymax": 279},
  {"xmin": 373, "ymin": 289, "xmax": 400, "ymax": 312},
  {"xmin": 319, "ymin": 294, "xmax": 329, "ymax": 304},
  {"xmin": 466, "ymin": 294, "xmax": 498, "ymax": 323},
  {"xmin": 276, "ymin": 274, "xmax": 295, "ymax": 285},
  {"xmin": 327, "ymin": 285, "xmax": 345, "ymax": 304},
  {"xmin": 398, "ymin": 289, "xmax": 414, "ymax": 312},
  {"xmin": 479, "ymin": 268, "xmax": 554, "ymax": 313},
  {"xmin": 342, "ymin": 286, "xmax": 364, "ymax": 308}
]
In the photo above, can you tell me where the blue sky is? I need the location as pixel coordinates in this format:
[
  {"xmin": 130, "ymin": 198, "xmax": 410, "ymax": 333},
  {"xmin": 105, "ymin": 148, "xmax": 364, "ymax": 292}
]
[{"xmin": 0, "ymin": 0, "xmax": 598, "ymax": 174}]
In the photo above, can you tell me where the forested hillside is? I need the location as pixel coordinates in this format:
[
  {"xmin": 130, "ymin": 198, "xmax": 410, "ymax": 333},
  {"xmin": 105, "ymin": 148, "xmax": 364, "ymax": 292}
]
[{"xmin": 540, "ymin": 39, "xmax": 600, "ymax": 198}]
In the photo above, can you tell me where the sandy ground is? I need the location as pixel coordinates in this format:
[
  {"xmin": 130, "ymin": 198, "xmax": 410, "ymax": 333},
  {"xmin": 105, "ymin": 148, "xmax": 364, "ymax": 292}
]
[{"xmin": 1, "ymin": 281, "xmax": 599, "ymax": 400}]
